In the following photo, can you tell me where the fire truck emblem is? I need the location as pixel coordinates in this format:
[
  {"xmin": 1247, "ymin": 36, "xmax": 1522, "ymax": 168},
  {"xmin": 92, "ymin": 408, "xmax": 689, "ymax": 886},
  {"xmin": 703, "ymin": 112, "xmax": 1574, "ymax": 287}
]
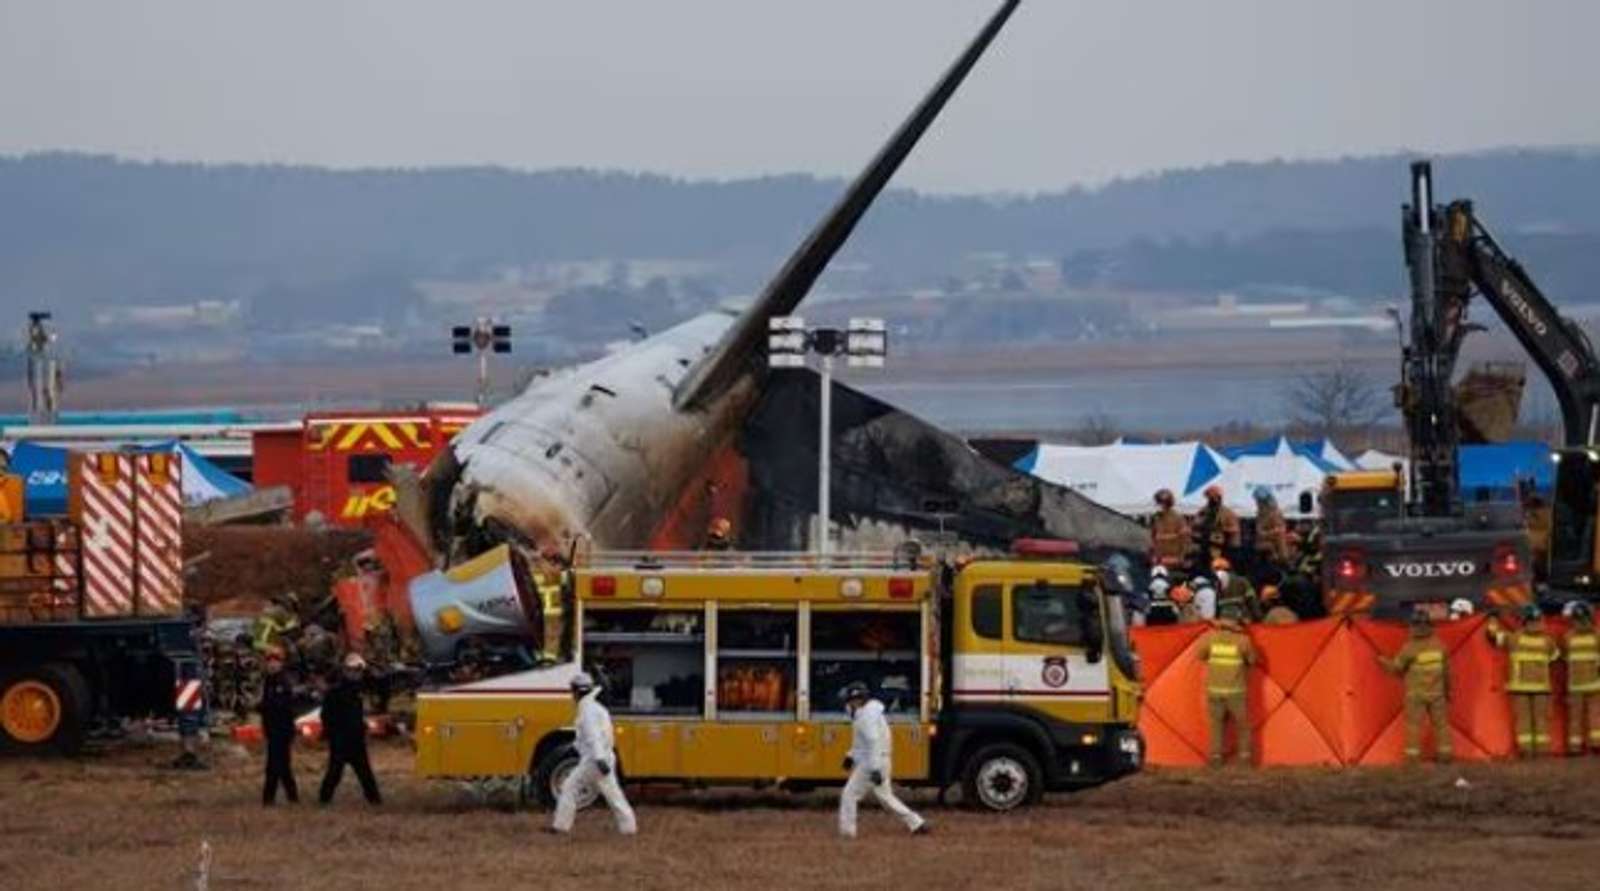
[{"xmin": 1041, "ymin": 656, "xmax": 1069, "ymax": 688}]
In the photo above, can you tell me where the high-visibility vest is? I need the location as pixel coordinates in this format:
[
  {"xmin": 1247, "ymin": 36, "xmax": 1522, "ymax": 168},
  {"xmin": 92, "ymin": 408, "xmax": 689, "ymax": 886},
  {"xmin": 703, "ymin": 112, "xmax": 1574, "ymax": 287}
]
[
  {"xmin": 1407, "ymin": 648, "xmax": 1446, "ymax": 699},
  {"xmin": 1508, "ymin": 632, "xmax": 1557, "ymax": 693},
  {"xmin": 1568, "ymin": 631, "xmax": 1600, "ymax": 693},
  {"xmin": 1206, "ymin": 638, "xmax": 1248, "ymax": 695}
]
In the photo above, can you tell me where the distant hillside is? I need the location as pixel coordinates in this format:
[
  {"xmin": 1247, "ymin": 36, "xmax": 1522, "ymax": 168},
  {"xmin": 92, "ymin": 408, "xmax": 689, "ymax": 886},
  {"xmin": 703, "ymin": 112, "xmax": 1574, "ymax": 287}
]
[{"xmin": 4, "ymin": 148, "xmax": 1600, "ymax": 319}]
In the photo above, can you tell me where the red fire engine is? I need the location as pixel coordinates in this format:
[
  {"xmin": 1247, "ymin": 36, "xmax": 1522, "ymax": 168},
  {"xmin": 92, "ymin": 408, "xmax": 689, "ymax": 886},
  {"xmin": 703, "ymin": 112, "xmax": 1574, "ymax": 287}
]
[{"xmin": 252, "ymin": 407, "xmax": 479, "ymax": 526}]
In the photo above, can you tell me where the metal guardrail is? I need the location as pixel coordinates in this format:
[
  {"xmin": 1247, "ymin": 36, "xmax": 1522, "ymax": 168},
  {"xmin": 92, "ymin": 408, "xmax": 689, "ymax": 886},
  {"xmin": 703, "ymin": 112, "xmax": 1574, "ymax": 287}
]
[{"xmin": 578, "ymin": 550, "xmax": 921, "ymax": 573}]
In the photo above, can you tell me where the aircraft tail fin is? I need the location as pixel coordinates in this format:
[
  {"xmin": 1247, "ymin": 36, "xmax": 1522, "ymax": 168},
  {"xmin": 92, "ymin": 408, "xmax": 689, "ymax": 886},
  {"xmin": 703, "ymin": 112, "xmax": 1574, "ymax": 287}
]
[{"xmin": 673, "ymin": 0, "xmax": 1021, "ymax": 410}]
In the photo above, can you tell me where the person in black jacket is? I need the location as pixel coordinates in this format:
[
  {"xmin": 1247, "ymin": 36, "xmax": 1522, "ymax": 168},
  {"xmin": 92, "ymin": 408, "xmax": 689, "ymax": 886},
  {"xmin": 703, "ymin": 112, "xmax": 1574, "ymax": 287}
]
[
  {"xmin": 318, "ymin": 653, "xmax": 382, "ymax": 806},
  {"xmin": 259, "ymin": 647, "xmax": 299, "ymax": 805}
]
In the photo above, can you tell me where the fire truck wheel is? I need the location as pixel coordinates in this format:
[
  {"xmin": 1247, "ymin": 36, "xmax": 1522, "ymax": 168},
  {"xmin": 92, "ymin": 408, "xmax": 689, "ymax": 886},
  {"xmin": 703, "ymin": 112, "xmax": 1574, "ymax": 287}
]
[
  {"xmin": 961, "ymin": 742, "xmax": 1043, "ymax": 813},
  {"xmin": 0, "ymin": 662, "xmax": 90, "ymax": 754},
  {"xmin": 533, "ymin": 743, "xmax": 599, "ymax": 812}
]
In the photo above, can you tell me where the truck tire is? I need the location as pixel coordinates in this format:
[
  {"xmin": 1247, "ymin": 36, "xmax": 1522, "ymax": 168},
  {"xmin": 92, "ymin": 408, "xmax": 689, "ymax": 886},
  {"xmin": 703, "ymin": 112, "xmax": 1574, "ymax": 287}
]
[
  {"xmin": 961, "ymin": 742, "xmax": 1043, "ymax": 813},
  {"xmin": 0, "ymin": 662, "xmax": 91, "ymax": 754},
  {"xmin": 532, "ymin": 743, "xmax": 597, "ymax": 812}
]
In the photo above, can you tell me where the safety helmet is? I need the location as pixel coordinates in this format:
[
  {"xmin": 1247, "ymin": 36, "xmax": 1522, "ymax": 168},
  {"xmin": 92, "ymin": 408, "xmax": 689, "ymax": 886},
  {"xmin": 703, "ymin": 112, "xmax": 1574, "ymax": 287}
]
[
  {"xmin": 1211, "ymin": 556, "xmax": 1232, "ymax": 572},
  {"xmin": 1520, "ymin": 604, "xmax": 1543, "ymax": 622},
  {"xmin": 1253, "ymin": 487, "xmax": 1273, "ymax": 503},
  {"xmin": 837, "ymin": 681, "xmax": 872, "ymax": 704},
  {"xmin": 1191, "ymin": 576, "xmax": 1215, "ymax": 592},
  {"xmin": 1170, "ymin": 584, "xmax": 1194, "ymax": 604},
  {"xmin": 570, "ymin": 671, "xmax": 596, "ymax": 693},
  {"xmin": 1154, "ymin": 488, "xmax": 1175, "ymax": 507},
  {"xmin": 709, "ymin": 517, "xmax": 732, "ymax": 538},
  {"xmin": 1447, "ymin": 598, "xmax": 1474, "ymax": 618},
  {"xmin": 1261, "ymin": 585, "xmax": 1280, "ymax": 602},
  {"xmin": 343, "ymin": 652, "xmax": 367, "ymax": 671},
  {"xmin": 1151, "ymin": 565, "xmax": 1170, "ymax": 580},
  {"xmin": 1564, "ymin": 601, "xmax": 1594, "ymax": 622},
  {"xmin": 1204, "ymin": 484, "xmax": 1224, "ymax": 501}
]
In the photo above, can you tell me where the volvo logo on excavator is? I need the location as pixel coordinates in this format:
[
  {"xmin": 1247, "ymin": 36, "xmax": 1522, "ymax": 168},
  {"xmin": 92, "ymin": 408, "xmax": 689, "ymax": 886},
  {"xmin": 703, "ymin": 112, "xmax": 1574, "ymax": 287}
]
[
  {"xmin": 1501, "ymin": 277, "xmax": 1550, "ymax": 337},
  {"xmin": 1382, "ymin": 561, "xmax": 1478, "ymax": 579}
]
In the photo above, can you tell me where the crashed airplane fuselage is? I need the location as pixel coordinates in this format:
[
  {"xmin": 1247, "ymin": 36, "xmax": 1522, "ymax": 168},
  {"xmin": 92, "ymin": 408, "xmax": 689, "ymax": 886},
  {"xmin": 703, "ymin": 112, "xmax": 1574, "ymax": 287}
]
[
  {"xmin": 415, "ymin": 0, "xmax": 1141, "ymax": 562},
  {"xmin": 435, "ymin": 311, "xmax": 753, "ymax": 555}
]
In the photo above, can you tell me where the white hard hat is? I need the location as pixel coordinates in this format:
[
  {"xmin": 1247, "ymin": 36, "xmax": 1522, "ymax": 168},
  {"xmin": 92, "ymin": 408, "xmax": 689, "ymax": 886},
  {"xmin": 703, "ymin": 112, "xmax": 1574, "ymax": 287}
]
[
  {"xmin": 343, "ymin": 652, "xmax": 367, "ymax": 670},
  {"xmin": 1151, "ymin": 565, "xmax": 1170, "ymax": 580},
  {"xmin": 570, "ymin": 671, "xmax": 596, "ymax": 691},
  {"xmin": 1448, "ymin": 598, "xmax": 1474, "ymax": 617}
]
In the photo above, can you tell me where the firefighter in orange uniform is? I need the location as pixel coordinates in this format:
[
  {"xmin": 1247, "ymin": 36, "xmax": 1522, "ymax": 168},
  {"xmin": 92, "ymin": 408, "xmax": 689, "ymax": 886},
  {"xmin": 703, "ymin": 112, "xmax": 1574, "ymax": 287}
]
[
  {"xmin": 1488, "ymin": 605, "xmax": 1559, "ymax": 757},
  {"xmin": 1251, "ymin": 488, "xmax": 1290, "ymax": 575},
  {"xmin": 1149, "ymin": 489, "xmax": 1190, "ymax": 570},
  {"xmin": 1562, "ymin": 602, "xmax": 1600, "ymax": 754},
  {"xmin": 1193, "ymin": 484, "xmax": 1242, "ymax": 569},
  {"xmin": 1198, "ymin": 603, "xmax": 1255, "ymax": 766},
  {"xmin": 1380, "ymin": 608, "xmax": 1453, "ymax": 764}
]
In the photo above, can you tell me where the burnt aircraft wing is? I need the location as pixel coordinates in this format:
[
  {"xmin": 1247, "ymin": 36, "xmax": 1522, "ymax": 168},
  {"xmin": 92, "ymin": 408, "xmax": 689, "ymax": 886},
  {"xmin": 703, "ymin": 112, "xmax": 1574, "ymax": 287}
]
[
  {"xmin": 672, "ymin": 0, "xmax": 1023, "ymax": 411},
  {"xmin": 728, "ymin": 370, "xmax": 1149, "ymax": 556}
]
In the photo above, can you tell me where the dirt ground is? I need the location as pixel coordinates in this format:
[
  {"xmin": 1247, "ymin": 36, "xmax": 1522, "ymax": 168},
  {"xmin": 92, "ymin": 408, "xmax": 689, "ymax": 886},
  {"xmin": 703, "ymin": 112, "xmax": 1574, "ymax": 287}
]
[{"xmin": 3, "ymin": 740, "xmax": 1598, "ymax": 891}]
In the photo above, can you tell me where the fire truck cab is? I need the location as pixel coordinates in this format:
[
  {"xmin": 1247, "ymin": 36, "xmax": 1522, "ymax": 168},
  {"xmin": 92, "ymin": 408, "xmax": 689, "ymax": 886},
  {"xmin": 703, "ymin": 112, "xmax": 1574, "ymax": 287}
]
[
  {"xmin": 251, "ymin": 407, "xmax": 478, "ymax": 526},
  {"xmin": 414, "ymin": 543, "xmax": 1142, "ymax": 812}
]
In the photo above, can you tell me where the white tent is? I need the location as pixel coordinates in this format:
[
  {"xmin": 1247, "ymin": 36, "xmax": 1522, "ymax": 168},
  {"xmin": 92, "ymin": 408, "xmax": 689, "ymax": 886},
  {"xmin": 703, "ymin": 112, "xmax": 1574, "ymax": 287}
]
[
  {"xmin": 1211, "ymin": 436, "xmax": 1338, "ymax": 518},
  {"xmin": 1017, "ymin": 440, "xmax": 1228, "ymax": 515},
  {"xmin": 1356, "ymin": 449, "xmax": 1406, "ymax": 471}
]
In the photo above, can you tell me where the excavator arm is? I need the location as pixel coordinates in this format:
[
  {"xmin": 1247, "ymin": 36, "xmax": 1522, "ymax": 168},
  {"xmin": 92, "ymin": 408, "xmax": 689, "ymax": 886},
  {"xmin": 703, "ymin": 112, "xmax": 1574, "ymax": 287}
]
[
  {"xmin": 1414, "ymin": 161, "xmax": 1600, "ymax": 593},
  {"xmin": 1438, "ymin": 200, "xmax": 1600, "ymax": 447}
]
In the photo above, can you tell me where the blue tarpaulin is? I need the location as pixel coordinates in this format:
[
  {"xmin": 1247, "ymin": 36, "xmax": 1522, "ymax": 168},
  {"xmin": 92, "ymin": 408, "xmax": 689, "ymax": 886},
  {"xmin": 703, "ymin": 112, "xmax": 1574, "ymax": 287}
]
[
  {"xmin": 7, "ymin": 441, "xmax": 70, "ymax": 516},
  {"xmin": 3, "ymin": 440, "xmax": 249, "ymax": 516},
  {"xmin": 1458, "ymin": 441, "xmax": 1553, "ymax": 497}
]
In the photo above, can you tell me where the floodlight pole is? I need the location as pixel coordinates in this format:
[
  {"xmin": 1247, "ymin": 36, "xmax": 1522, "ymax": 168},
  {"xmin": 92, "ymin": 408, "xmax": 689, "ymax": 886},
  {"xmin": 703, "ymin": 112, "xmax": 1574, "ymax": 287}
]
[
  {"xmin": 817, "ymin": 351, "xmax": 834, "ymax": 555},
  {"xmin": 769, "ymin": 316, "xmax": 885, "ymax": 557}
]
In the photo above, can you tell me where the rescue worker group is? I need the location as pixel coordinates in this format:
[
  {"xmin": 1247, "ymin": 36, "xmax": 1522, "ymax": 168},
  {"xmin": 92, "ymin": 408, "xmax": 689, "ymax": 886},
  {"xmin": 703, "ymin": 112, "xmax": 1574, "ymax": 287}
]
[
  {"xmin": 1150, "ymin": 484, "xmax": 1600, "ymax": 764},
  {"xmin": 246, "ymin": 640, "xmax": 926, "ymax": 839},
  {"xmin": 212, "ymin": 490, "xmax": 1600, "ymax": 836}
]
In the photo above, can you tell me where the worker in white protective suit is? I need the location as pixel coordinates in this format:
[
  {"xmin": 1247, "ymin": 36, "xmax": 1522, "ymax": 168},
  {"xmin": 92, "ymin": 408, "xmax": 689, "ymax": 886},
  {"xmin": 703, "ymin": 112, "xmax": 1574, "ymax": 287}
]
[
  {"xmin": 837, "ymin": 681, "xmax": 928, "ymax": 838},
  {"xmin": 549, "ymin": 672, "xmax": 637, "ymax": 836}
]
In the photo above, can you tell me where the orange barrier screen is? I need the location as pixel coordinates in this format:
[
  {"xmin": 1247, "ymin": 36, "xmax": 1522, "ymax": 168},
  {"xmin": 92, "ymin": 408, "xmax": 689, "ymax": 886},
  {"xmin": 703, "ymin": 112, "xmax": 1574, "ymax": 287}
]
[{"xmin": 1133, "ymin": 615, "xmax": 1586, "ymax": 767}]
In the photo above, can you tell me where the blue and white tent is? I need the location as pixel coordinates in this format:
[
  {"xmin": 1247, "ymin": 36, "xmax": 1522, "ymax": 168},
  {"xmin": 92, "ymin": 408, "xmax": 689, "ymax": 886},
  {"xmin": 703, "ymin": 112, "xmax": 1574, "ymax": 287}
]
[
  {"xmin": 1212, "ymin": 436, "xmax": 1342, "ymax": 518},
  {"xmin": 1016, "ymin": 440, "xmax": 1228, "ymax": 515},
  {"xmin": 4, "ymin": 440, "xmax": 248, "ymax": 516},
  {"xmin": 138, "ymin": 441, "xmax": 251, "ymax": 506},
  {"xmin": 1220, "ymin": 437, "xmax": 1355, "ymax": 472}
]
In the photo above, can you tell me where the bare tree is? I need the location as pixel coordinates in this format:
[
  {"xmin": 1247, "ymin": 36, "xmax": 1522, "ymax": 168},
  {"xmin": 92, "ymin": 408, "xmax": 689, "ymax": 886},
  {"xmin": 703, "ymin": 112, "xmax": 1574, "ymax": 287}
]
[
  {"xmin": 1281, "ymin": 361, "xmax": 1389, "ymax": 438},
  {"xmin": 1075, "ymin": 411, "xmax": 1121, "ymax": 446}
]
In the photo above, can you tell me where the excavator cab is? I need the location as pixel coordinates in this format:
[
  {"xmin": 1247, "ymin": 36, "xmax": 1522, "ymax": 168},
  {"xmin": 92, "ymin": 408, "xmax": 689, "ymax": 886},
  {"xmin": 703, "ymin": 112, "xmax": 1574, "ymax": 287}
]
[{"xmin": 1550, "ymin": 451, "xmax": 1600, "ymax": 591}]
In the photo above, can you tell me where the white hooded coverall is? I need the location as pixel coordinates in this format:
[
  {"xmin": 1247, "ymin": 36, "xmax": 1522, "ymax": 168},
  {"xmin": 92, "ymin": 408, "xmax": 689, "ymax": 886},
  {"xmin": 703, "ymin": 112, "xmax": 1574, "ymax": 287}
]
[
  {"xmin": 838, "ymin": 699, "xmax": 925, "ymax": 837},
  {"xmin": 551, "ymin": 689, "xmax": 637, "ymax": 835}
]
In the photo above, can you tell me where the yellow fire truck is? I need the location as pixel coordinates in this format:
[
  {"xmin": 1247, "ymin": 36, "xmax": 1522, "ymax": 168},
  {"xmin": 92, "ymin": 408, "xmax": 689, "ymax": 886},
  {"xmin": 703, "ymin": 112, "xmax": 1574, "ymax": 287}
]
[{"xmin": 414, "ymin": 541, "xmax": 1142, "ymax": 812}]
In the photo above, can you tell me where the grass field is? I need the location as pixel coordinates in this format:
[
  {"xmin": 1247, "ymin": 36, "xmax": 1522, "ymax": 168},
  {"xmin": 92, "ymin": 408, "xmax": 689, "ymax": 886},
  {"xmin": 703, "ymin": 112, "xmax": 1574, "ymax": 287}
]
[{"xmin": 3, "ymin": 738, "xmax": 1599, "ymax": 890}]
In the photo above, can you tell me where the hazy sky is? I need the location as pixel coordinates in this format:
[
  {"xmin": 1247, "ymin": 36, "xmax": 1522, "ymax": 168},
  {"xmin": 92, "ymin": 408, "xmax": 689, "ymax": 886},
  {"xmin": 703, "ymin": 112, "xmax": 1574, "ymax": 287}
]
[{"xmin": 2, "ymin": 0, "xmax": 1597, "ymax": 193}]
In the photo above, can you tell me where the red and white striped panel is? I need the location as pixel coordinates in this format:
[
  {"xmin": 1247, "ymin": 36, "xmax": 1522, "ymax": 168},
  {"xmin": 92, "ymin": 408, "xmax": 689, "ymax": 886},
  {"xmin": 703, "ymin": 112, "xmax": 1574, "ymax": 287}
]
[
  {"xmin": 52, "ymin": 536, "xmax": 78, "ymax": 618},
  {"xmin": 79, "ymin": 453, "xmax": 138, "ymax": 618},
  {"xmin": 175, "ymin": 677, "xmax": 204, "ymax": 713},
  {"xmin": 133, "ymin": 453, "xmax": 184, "ymax": 616}
]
